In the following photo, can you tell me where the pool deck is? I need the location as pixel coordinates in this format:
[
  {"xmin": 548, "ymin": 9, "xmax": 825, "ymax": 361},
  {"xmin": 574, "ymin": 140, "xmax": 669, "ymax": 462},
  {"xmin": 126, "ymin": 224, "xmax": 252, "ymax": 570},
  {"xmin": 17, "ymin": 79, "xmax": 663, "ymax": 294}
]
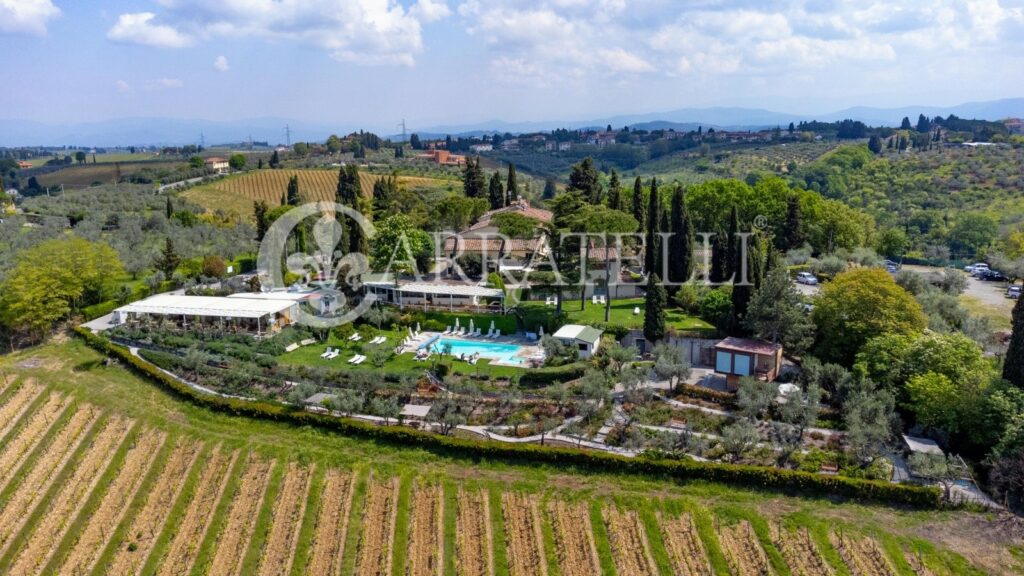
[{"xmin": 406, "ymin": 331, "xmax": 545, "ymax": 367}]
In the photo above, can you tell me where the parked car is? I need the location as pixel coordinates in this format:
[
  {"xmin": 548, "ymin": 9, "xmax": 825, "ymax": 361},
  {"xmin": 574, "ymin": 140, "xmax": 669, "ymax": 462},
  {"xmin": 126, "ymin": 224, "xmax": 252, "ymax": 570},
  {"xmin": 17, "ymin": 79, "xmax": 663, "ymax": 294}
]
[
  {"xmin": 796, "ymin": 272, "xmax": 819, "ymax": 285},
  {"xmin": 979, "ymin": 269, "xmax": 1009, "ymax": 282},
  {"xmin": 965, "ymin": 262, "xmax": 989, "ymax": 274},
  {"xmin": 1008, "ymin": 286, "xmax": 1022, "ymax": 299}
]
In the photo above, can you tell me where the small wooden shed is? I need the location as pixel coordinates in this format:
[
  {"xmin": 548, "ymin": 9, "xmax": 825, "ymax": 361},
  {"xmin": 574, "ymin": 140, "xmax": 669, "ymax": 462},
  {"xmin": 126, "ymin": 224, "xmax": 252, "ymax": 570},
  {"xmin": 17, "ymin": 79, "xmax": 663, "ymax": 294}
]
[{"xmin": 713, "ymin": 337, "xmax": 783, "ymax": 391}]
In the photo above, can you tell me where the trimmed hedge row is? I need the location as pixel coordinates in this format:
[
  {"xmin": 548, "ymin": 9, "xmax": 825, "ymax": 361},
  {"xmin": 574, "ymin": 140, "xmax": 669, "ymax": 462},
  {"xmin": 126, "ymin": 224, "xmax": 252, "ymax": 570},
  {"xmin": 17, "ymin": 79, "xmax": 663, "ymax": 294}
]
[
  {"xmin": 518, "ymin": 362, "xmax": 588, "ymax": 388},
  {"xmin": 74, "ymin": 327, "xmax": 941, "ymax": 509}
]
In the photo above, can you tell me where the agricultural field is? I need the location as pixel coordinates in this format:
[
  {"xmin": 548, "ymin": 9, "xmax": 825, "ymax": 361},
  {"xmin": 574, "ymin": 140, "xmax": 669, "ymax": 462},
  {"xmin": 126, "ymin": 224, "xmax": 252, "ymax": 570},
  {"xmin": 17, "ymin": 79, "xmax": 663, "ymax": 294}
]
[
  {"xmin": 0, "ymin": 340, "xmax": 1020, "ymax": 575},
  {"xmin": 33, "ymin": 160, "xmax": 185, "ymax": 189},
  {"xmin": 182, "ymin": 168, "xmax": 459, "ymax": 219}
]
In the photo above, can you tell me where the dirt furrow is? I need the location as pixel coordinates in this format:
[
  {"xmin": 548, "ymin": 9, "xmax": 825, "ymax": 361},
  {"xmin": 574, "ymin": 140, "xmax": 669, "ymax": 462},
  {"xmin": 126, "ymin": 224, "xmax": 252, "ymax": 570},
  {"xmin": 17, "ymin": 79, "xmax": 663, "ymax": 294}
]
[
  {"xmin": 0, "ymin": 393, "xmax": 71, "ymax": 495},
  {"xmin": 547, "ymin": 500, "xmax": 600, "ymax": 576},
  {"xmin": 0, "ymin": 405, "xmax": 100, "ymax": 558},
  {"xmin": 407, "ymin": 483, "xmax": 443, "ymax": 576},
  {"xmin": 770, "ymin": 524, "xmax": 832, "ymax": 576},
  {"xmin": 305, "ymin": 469, "xmax": 354, "ymax": 576},
  {"xmin": 501, "ymin": 493, "xmax": 547, "ymax": 576},
  {"xmin": 718, "ymin": 520, "xmax": 773, "ymax": 576},
  {"xmin": 829, "ymin": 530, "xmax": 897, "ymax": 576},
  {"xmin": 156, "ymin": 447, "xmax": 237, "ymax": 576},
  {"xmin": 106, "ymin": 440, "xmax": 203, "ymax": 576},
  {"xmin": 659, "ymin": 512, "xmax": 713, "ymax": 576},
  {"xmin": 56, "ymin": 429, "xmax": 166, "ymax": 575},
  {"xmin": 7, "ymin": 416, "xmax": 134, "ymax": 575},
  {"xmin": 602, "ymin": 506, "xmax": 657, "ymax": 576},
  {"xmin": 255, "ymin": 462, "xmax": 313, "ymax": 576},
  {"xmin": 0, "ymin": 382, "xmax": 45, "ymax": 444},
  {"xmin": 355, "ymin": 477, "xmax": 400, "ymax": 576},
  {"xmin": 207, "ymin": 456, "xmax": 274, "ymax": 576},
  {"xmin": 455, "ymin": 489, "xmax": 492, "ymax": 576}
]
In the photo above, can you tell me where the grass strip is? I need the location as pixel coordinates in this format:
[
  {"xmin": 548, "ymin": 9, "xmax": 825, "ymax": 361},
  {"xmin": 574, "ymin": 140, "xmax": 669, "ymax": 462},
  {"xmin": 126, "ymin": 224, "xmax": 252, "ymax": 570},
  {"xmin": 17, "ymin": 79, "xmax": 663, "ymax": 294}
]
[
  {"xmin": 289, "ymin": 463, "xmax": 328, "ymax": 576},
  {"xmin": 587, "ymin": 499, "xmax": 616, "ymax": 576},
  {"xmin": 390, "ymin": 473, "xmax": 415, "ymax": 576},
  {"xmin": 339, "ymin": 468, "xmax": 369, "ymax": 576},
  {"xmin": 441, "ymin": 479, "xmax": 458, "ymax": 576},
  {"xmin": 488, "ymin": 486, "xmax": 510, "ymax": 576}
]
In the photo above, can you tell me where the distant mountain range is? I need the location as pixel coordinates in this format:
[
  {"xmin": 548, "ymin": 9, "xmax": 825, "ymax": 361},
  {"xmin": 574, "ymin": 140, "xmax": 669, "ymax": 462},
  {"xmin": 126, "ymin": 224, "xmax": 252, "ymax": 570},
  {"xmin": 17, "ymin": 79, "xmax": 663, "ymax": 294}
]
[{"xmin": 2, "ymin": 98, "xmax": 1021, "ymax": 147}]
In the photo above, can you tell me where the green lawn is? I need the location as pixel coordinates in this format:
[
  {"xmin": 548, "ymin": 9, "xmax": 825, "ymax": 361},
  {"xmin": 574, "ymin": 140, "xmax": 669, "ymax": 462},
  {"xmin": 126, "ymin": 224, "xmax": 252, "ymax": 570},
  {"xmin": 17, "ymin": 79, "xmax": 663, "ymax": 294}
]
[
  {"xmin": 524, "ymin": 298, "xmax": 716, "ymax": 333},
  {"xmin": 277, "ymin": 328, "xmax": 525, "ymax": 378},
  {"xmin": 0, "ymin": 340, "xmax": 1007, "ymax": 575}
]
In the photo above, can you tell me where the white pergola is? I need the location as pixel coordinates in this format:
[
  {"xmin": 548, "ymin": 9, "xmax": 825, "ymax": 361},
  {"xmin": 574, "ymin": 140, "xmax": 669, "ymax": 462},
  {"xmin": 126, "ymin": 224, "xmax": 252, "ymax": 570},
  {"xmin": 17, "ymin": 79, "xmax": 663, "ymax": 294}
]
[{"xmin": 113, "ymin": 294, "xmax": 297, "ymax": 334}]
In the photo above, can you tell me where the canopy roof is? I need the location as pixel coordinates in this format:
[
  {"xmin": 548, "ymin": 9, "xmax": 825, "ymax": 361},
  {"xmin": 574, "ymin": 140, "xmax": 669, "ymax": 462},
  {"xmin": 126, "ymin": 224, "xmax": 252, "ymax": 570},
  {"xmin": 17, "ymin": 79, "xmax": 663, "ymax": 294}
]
[
  {"xmin": 364, "ymin": 280, "xmax": 504, "ymax": 299},
  {"xmin": 117, "ymin": 294, "xmax": 295, "ymax": 319}
]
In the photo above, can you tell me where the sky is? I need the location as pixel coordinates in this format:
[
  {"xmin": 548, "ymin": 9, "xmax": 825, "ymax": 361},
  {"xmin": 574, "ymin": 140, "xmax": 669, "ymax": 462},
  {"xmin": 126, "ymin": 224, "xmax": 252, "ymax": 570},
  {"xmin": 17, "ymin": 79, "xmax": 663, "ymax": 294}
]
[{"xmin": 1, "ymin": 0, "xmax": 1023, "ymax": 133}]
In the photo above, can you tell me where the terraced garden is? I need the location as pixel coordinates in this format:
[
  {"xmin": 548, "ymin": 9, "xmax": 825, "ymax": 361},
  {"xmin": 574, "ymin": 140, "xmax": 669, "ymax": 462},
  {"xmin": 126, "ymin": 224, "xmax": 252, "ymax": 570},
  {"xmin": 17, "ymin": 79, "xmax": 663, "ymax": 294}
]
[{"xmin": 0, "ymin": 340, "xmax": 1019, "ymax": 575}]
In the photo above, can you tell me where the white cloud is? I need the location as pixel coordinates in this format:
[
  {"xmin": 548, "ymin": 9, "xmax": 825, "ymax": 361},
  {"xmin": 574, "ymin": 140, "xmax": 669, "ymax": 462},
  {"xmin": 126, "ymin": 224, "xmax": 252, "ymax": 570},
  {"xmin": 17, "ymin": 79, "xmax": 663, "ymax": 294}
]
[
  {"xmin": 145, "ymin": 77, "xmax": 184, "ymax": 90},
  {"xmin": 107, "ymin": 12, "xmax": 194, "ymax": 48},
  {"xmin": 456, "ymin": 0, "xmax": 1024, "ymax": 86},
  {"xmin": 0, "ymin": 0, "xmax": 61, "ymax": 36},
  {"xmin": 411, "ymin": 0, "xmax": 451, "ymax": 22},
  {"xmin": 214, "ymin": 55, "xmax": 230, "ymax": 72},
  {"xmin": 109, "ymin": 0, "xmax": 452, "ymax": 65}
]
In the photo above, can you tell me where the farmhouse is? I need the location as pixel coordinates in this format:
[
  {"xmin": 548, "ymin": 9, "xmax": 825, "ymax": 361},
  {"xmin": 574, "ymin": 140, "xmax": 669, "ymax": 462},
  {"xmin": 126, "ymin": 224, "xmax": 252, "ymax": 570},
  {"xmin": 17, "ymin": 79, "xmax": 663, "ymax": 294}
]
[
  {"xmin": 552, "ymin": 324, "xmax": 604, "ymax": 359},
  {"xmin": 713, "ymin": 337, "xmax": 783, "ymax": 390},
  {"xmin": 111, "ymin": 294, "xmax": 297, "ymax": 335},
  {"xmin": 415, "ymin": 150, "xmax": 466, "ymax": 166},
  {"xmin": 204, "ymin": 157, "xmax": 230, "ymax": 174}
]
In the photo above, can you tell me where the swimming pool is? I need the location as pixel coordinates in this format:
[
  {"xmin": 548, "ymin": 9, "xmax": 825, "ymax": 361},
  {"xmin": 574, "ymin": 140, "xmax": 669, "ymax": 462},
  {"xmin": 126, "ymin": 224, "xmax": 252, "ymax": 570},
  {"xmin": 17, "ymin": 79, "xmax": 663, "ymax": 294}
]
[{"xmin": 422, "ymin": 338, "xmax": 527, "ymax": 365}]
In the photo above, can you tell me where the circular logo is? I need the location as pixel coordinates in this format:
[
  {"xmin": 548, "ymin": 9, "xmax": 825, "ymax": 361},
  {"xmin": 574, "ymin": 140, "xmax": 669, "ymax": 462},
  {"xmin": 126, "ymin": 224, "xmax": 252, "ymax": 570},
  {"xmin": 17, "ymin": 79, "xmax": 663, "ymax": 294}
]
[{"xmin": 257, "ymin": 202, "xmax": 377, "ymax": 328}]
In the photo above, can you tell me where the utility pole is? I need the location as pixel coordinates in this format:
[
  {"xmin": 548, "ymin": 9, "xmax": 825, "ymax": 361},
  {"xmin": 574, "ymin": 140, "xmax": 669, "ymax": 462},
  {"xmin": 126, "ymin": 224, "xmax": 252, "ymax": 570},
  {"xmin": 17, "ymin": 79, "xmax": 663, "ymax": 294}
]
[
  {"xmin": 285, "ymin": 125, "xmax": 292, "ymax": 147},
  {"xmin": 397, "ymin": 119, "xmax": 407, "ymax": 142},
  {"xmin": 200, "ymin": 131, "xmax": 205, "ymax": 149}
]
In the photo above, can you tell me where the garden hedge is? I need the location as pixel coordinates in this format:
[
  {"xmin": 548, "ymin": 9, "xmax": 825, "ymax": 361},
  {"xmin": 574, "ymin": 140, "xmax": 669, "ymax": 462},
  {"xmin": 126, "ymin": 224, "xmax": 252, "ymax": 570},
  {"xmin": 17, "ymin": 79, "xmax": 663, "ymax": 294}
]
[{"xmin": 74, "ymin": 326, "xmax": 941, "ymax": 509}]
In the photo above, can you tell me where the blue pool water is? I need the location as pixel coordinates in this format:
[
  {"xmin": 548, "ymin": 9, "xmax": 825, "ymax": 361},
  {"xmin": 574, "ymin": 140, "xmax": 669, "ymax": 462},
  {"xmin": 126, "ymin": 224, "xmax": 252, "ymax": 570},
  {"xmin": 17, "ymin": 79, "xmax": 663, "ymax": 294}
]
[{"xmin": 422, "ymin": 338, "xmax": 526, "ymax": 365}]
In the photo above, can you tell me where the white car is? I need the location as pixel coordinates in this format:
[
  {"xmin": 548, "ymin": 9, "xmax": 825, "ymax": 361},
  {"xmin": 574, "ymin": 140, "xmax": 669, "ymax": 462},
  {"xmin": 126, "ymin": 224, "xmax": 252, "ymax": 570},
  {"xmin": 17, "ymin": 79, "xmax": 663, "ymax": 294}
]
[
  {"xmin": 796, "ymin": 272, "xmax": 819, "ymax": 285},
  {"xmin": 965, "ymin": 262, "xmax": 989, "ymax": 274}
]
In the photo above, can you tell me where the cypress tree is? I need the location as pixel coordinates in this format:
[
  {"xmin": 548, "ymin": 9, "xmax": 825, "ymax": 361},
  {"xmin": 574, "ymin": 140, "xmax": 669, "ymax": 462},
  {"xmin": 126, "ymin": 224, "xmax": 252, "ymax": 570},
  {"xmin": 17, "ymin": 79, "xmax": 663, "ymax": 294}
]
[
  {"xmin": 506, "ymin": 163, "xmax": 518, "ymax": 203},
  {"xmin": 868, "ymin": 135, "xmax": 883, "ymax": 154},
  {"xmin": 1005, "ymin": 296, "xmax": 1024, "ymax": 389},
  {"xmin": 657, "ymin": 209, "xmax": 669, "ymax": 280},
  {"xmin": 154, "ymin": 237, "xmax": 181, "ymax": 277},
  {"xmin": 644, "ymin": 178, "xmax": 659, "ymax": 274},
  {"xmin": 607, "ymin": 169, "xmax": 621, "ymax": 211},
  {"xmin": 730, "ymin": 233, "xmax": 766, "ymax": 335},
  {"xmin": 269, "ymin": 149, "xmax": 280, "ymax": 168},
  {"xmin": 668, "ymin": 187, "xmax": 693, "ymax": 287},
  {"xmin": 643, "ymin": 274, "xmax": 667, "ymax": 343},
  {"xmin": 710, "ymin": 229, "xmax": 729, "ymax": 283},
  {"xmin": 488, "ymin": 171, "xmax": 505, "ymax": 210},
  {"xmin": 631, "ymin": 176, "xmax": 645, "ymax": 233},
  {"xmin": 782, "ymin": 195, "xmax": 804, "ymax": 251},
  {"xmin": 286, "ymin": 175, "xmax": 300, "ymax": 206},
  {"xmin": 165, "ymin": 196, "xmax": 173, "ymax": 219},
  {"xmin": 725, "ymin": 205, "xmax": 740, "ymax": 280},
  {"xmin": 542, "ymin": 178, "xmax": 557, "ymax": 199},
  {"xmin": 254, "ymin": 200, "xmax": 269, "ymax": 242},
  {"xmin": 462, "ymin": 157, "xmax": 486, "ymax": 199},
  {"xmin": 257, "ymin": 158, "xmax": 263, "ymax": 169}
]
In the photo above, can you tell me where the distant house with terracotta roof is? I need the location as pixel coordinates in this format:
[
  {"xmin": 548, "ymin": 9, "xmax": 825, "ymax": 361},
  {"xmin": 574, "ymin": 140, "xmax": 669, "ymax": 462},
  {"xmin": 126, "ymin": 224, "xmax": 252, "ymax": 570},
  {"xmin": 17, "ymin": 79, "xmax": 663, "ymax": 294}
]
[
  {"xmin": 204, "ymin": 156, "xmax": 230, "ymax": 174},
  {"xmin": 1006, "ymin": 118, "xmax": 1024, "ymax": 135},
  {"xmin": 16, "ymin": 161, "xmax": 31, "ymax": 169},
  {"xmin": 464, "ymin": 199, "xmax": 553, "ymax": 235},
  {"xmin": 415, "ymin": 149, "xmax": 466, "ymax": 166}
]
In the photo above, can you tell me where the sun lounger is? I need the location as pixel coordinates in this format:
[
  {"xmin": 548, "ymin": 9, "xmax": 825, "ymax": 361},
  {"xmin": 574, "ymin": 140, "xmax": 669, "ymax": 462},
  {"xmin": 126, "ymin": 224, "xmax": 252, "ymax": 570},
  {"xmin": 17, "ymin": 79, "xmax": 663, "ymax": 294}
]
[
  {"xmin": 285, "ymin": 343, "xmax": 300, "ymax": 353},
  {"xmin": 353, "ymin": 355, "xmax": 367, "ymax": 365},
  {"xmin": 348, "ymin": 333, "xmax": 360, "ymax": 341},
  {"xmin": 300, "ymin": 338, "xmax": 316, "ymax": 346},
  {"xmin": 369, "ymin": 336, "xmax": 383, "ymax": 345},
  {"xmin": 320, "ymin": 347, "xmax": 335, "ymax": 359},
  {"xmin": 591, "ymin": 295, "xmax": 598, "ymax": 304},
  {"xmin": 444, "ymin": 326, "xmax": 452, "ymax": 335},
  {"xmin": 347, "ymin": 354, "xmax": 360, "ymax": 363},
  {"xmin": 493, "ymin": 329, "xmax": 501, "ymax": 338}
]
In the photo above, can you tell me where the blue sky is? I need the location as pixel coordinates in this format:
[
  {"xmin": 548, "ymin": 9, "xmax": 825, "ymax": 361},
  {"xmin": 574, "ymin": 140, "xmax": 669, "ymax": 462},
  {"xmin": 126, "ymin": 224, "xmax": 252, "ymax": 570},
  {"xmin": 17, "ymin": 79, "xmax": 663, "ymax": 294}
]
[{"xmin": 2, "ymin": 0, "xmax": 1023, "ymax": 133}]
